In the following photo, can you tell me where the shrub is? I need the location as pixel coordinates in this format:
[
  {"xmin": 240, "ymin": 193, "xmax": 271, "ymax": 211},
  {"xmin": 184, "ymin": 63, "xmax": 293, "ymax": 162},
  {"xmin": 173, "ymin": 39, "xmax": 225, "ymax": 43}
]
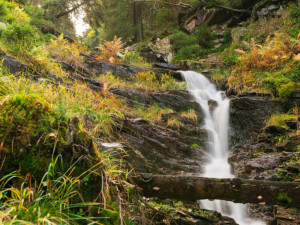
[
  {"xmin": 125, "ymin": 51, "xmax": 151, "ymax": 68},
  {"xmin": 133, "ymin": 105, "xmax": 173, "ymax": 124},
  {"xmin": 160, "ymin": 73, "xmax": 183, "ymax": 90},
  {"xmin": 155, "ymin": 8, "xmax": 177, "ymax": 29},
  {"xmin": 195, "ymin": 23, "xmax": 215, "ymax": 48},
  {"xmin": 96, "ymin": 35, "xmax": 124, "ymax": 64},
  {"xmin": 2, "ymin": 22, "xmax": 37, "ymax": 43},
  {"xmin": 9, "ymin": 6, "xmax": 30, "ymax": 23},
  {"xmin": 227, "ymin": 33, "xmax": 300, "ymax": 97},
  {"xmin": 167, "ymin": 117, "xmax": 184, "ymax": 130},
  {"xmin": 169, "ymin": 30, "xmax": 198, "ymax": 50},
  {"xmin": 173, "ymin": 44, "xmax": 207, "ymax": 61},
  {"xmin": 266, "ymin": 111, "xmax": 297, "ymax": 129},
  {"xmin": 223, "ymin": 29, "xmax": 233, "ymax": 44},
  {"xmin": 46, "ymin": 33, "xmax": 85, "ymax": 68},
  {"xmin": 289, "ymin": 3, "xmax": 300, "ymax": 23},
  {"xmin": 0, "ymin": 0, "xmax": 9, "ymax": 17},
  {"xmin": 277, "ymin": 82, "xmax": 298, "ymax": 100},
  {"xmin": 24, "ymin": 4, "xmax": 45, "ymax": 28}
]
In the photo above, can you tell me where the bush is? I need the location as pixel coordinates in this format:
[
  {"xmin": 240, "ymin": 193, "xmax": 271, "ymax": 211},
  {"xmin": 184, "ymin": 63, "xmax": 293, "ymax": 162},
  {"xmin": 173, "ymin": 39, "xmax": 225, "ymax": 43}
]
[
  {"xmin": 24, "ymin": 5, "xmax": 45, "ymax": 28},
  {"xmin": 194, "ymin": 23, "xmax": 215, "ymax": 48},
  {"xmin": 173, "ymin": 44, "xmax": 207, "ymax": 61},
  {"xmin": 0, "ymin": 0, "xmax": 9, "ymax": 17},
  {"xmin": 169, "ymin": 30, "xmax": 198, "ymax": 50},
  {"xmin": 155, "ymin": 8, "xmax": 177, "ymax": 29},
  {"xmin": 278, "ymin": 82, "xmax": 298, "ymax": 100},
  {"xmin": 0, "ymin": 94, "xmax": 60, "ymax": 177},
  {"xmin": 289, "ymin": 4, "xmax": 300, "ymax": 22},
  {"xmin": 9, "ymin": 6, "xmax": 30, "ymax": 23},
  {"xmin": 125, "ymin": 51, "xmax": 151, "ymax": 68},
  {"xmin": 2, "ymin": 22, "xmax": 37, "ymax": 43},
  {"xmin": 46, "ymin": 33, "xmax": 85, "ymax": 68},
  {"xmin": 96, "ymin": 35, "xmax": 124, "ymax": 64}
]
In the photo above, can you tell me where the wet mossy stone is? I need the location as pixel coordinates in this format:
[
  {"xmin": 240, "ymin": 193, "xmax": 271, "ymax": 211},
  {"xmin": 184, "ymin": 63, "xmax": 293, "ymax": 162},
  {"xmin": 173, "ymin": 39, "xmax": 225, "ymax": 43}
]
[
  {"xmin": 0, "ymin": 94, "xmax": 58, "ymax": 178},
  {"xmin": 0, "ymin": 94, "xmax": 55, "ymax": 150}
]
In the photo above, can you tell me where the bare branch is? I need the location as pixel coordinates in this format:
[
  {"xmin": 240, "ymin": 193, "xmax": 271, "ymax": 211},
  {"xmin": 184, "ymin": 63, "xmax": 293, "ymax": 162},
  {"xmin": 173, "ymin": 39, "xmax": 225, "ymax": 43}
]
[
  {"xmin": 130, "ymin": 0, "xmax": 192, "ymax": 9},
  {"xmin": 55, "ymin": 2, "xmax": 85, "ymax": 19}
]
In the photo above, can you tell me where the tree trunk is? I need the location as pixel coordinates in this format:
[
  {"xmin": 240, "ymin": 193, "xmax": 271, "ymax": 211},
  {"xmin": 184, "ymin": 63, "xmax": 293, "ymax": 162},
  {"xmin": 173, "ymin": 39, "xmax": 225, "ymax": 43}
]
[
  {"xmin": 170, "ymin": 0, "xmax": 179, "ymax": 19},
  {"xmin": 134, "ymin": 175, "xmax": 300, "ymax": 207},
  {"xmin": 133, "ymin": 2, "xmax": 143, "ymax": 42}
]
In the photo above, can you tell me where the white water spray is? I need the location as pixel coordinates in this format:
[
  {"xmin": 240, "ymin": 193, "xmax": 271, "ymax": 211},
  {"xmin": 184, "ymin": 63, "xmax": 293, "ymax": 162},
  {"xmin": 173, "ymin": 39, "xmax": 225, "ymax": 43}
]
[{"xmin": 180, "ymin": 71, "xmax": 265, "ymax": 225}]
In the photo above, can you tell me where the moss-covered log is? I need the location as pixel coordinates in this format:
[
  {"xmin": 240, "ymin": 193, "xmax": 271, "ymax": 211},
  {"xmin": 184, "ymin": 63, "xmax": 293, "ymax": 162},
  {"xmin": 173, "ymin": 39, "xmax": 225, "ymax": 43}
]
[{"xmin": 134, "ymin": 174, "xmax": 300, "ymax": 207}]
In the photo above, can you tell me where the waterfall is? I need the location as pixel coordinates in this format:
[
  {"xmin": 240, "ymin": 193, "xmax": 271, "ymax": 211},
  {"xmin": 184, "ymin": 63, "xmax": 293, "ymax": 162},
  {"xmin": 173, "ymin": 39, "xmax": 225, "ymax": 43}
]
[{"xmin": 180, "ymin": 71, "xmax": 265, "ymax": 225}]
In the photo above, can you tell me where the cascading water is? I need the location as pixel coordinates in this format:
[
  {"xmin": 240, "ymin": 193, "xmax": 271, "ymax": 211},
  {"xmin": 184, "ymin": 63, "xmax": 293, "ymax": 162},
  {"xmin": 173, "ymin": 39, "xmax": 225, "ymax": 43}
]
[{"xmin": 180, "ymin": 71, "xmax": 265, "ymax": 225}]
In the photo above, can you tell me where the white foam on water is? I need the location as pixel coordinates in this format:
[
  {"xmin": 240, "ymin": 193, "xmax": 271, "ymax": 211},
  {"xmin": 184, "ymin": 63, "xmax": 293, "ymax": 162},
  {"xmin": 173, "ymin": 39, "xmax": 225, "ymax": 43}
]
[{"xmin": 180, "ymin": 71, "xmax": 265, "ymax": 225}]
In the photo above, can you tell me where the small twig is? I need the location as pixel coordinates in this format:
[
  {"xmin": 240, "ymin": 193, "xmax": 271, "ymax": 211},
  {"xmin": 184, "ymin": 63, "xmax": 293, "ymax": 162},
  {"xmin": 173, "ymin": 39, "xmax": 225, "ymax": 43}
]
[
  {"xmin": 36, "ymin": 131, "xmax": 46, "ymax": 146},
  {"xmin": 0, "ymin": 156, "xmax": 6, "ymax": 171}
]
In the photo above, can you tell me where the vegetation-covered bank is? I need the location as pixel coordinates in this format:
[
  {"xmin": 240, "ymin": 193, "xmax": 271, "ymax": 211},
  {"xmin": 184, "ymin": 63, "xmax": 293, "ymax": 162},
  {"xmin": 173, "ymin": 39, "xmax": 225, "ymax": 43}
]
[{"xmin": 0, "ymin": 0, "xmax": 299, "ymax": 224}]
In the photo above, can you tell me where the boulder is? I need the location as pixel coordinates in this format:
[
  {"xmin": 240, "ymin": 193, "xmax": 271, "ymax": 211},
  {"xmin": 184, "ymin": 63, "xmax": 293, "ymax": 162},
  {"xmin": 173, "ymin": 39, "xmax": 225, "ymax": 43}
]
[
  {"xmin": 154, "ymin": 63, "xmax": 180, "ymax": 71},
  {"xmin": 153, "ymin": 63, "xmax": 183, "ymax": 81},
  {"xmin": 285, "ymin": 92, "xmax": 300, "ymax": 111},
  {"xmin": 148, "ymin": 37, "xmax": 175, "ymax": 63},
  {"xmin": 285, "ymin": 135, "xmax": 300, "ymax": 152},
  {"xmin": 264, "ymin": 126, "xmax": 289, "ymax": 136},
  {"xmin": 257, "ymin": 4, "xmax": 280, "ymax": 19},
  {"xmin": 231, "ymin": 27, "xmax": 247, "ymax": 42},
  {"xmin": 0, "ymin": 54, "xmax": 27, "ymax": 74},
  {"xmin": 229, "ymin": 146, "xmax": 283, "ymax": 180}
]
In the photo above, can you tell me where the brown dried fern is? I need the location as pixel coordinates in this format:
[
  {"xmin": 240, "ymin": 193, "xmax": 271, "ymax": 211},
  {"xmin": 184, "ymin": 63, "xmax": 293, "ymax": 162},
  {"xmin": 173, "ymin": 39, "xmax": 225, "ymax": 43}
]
[{"xmin": 96, "ymin": 36, "xmax": 124, "ymax": 64}]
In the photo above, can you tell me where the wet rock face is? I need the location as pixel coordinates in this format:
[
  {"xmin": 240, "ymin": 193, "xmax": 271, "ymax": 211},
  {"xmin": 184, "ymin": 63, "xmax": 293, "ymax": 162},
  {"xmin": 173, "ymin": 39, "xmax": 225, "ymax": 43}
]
[
  {"xmin": 230, "ymin": 95, "xmax": 284, "ymax": 143},
  {"xmin": 109, "ymin": 87, "xmax": 208, "ymax": 174},
  {"xmin": 120, "ymin": 118, "xmax": 208, "ymax": 174},
  {"xmin": 84, "ymin": 61, "xmax": 146, "ymax": 80},
  {"xmin": 110, "ymin": 87, "xmax": 204, "ymax": 117},
  {"xmin": 285, "ymin": 92, "xmax": 300, "ymax": 111}
]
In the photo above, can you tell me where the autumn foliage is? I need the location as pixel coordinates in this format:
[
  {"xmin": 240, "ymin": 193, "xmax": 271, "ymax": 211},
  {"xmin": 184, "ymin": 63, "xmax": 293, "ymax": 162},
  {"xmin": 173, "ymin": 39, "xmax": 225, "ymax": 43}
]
[
  {"xmin": 228, "ymin": 33, "xmax": 300, "ymax": 95},
  {"xmin": 96, "ymin": 35, "xmax": 124, "ymax": 64}
]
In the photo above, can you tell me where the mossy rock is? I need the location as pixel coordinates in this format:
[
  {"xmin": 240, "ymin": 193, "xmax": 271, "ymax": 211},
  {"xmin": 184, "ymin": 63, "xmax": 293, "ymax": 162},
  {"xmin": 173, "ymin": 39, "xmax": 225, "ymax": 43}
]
[
  {"xmin": 0, "ymin": 94, "xmax": 55, "ymax": 150},
  {"xmin": 0, "ymin": 94, "xmax": 98, "ymax": 180}
]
